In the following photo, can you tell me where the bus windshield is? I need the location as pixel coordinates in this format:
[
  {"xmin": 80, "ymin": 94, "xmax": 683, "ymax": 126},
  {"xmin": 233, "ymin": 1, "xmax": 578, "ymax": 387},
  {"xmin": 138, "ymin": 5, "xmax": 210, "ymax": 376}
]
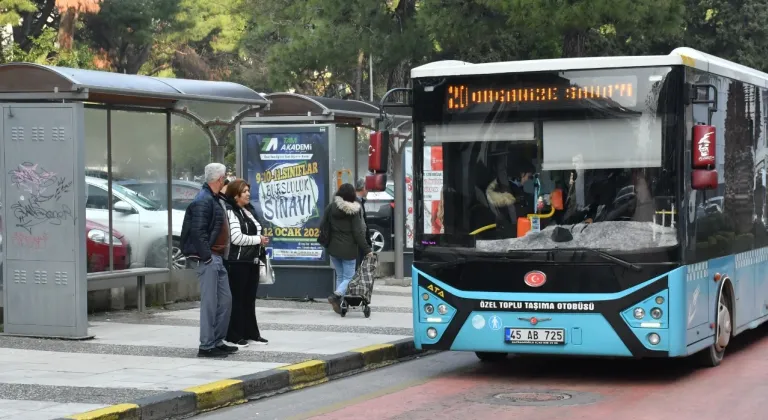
[{"xmin": 414, "ymin": 66, "xmax": 680, "ymax": 255}]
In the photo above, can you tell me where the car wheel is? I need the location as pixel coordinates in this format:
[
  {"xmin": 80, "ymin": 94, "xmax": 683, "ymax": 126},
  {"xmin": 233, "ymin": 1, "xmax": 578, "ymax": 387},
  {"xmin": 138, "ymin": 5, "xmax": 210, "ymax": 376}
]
[
  {"xmin": 369, "ymin": 227, "xmax": 387, "ymax": 252},
  {"xmin": 147, "ymin": 238, "xmax": 186, "ymax": 270}
]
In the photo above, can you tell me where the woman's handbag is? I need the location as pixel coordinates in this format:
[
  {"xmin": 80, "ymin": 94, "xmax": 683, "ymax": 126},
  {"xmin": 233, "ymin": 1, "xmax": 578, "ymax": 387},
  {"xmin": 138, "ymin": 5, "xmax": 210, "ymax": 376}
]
[
  {"xmin": 317, "ymin": 204, "xmax": 332, "ymax": 248},
  {"xmin": 258, "ymin": 249, "xmax": 275, "ymax": 285}
]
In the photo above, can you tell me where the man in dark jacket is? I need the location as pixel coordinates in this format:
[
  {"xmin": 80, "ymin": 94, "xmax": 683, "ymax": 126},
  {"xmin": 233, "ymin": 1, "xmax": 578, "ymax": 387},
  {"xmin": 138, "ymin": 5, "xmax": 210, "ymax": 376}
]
[
  {"xmin": 355, "ymin": 178, "xmax": 373, "ymax": 269},
  {"xmin": 180, "ymin": 162, "xmax": 237, "ymax": 358}
]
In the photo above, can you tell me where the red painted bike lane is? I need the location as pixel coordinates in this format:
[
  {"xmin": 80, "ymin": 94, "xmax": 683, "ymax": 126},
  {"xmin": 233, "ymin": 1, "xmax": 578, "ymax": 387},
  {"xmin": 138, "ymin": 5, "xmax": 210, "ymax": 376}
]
[{"xmin": 308, "ymin": 327, "xmax": 768, "ymax": 420}]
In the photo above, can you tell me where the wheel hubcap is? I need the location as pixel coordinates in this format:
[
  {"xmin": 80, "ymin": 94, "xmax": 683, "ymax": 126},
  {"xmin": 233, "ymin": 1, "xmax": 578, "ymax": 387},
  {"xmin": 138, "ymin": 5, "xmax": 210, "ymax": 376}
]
[
  {"xmin": 716, "ymin": 297, "xmax": 731, "ymax": 351},
  {"xmin": 370, "ymin": 230, "xmax": 385, "ymax": 252},
  {"xmin": 171, "ymin": 247, "xmax": 186, "ymax": 270}
]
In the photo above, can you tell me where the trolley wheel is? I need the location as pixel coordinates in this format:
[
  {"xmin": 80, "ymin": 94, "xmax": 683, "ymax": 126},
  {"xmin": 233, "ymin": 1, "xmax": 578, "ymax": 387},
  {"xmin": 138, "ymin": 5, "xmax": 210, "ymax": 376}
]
[
  {"xmin": 475, "ymin": 352, "xmax": 508, "ymax": 363},
  {"xmin": 341, "ymin": 308, "xmax": 347, "ymax": 317},
  {"xmin": 363, "ymin": 306, "xmax": 371, "ymax": 318}
]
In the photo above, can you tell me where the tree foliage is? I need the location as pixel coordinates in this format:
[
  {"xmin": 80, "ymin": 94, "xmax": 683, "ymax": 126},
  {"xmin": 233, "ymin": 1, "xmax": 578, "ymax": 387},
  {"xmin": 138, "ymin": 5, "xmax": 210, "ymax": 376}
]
[
  {"xmin": 0, "ymin": 0, "xmax": 37, "ymax": 27},
  {"xmin": 81, "ymin": 0, "xmax": 185, "ymax": 74},
  {"xmin": 7, "ymin": 0, "xmax": 768, "ymax": 176},
  {"xmin": 683, "ymin": 0, "xmax": 768, "ymax": 71}
]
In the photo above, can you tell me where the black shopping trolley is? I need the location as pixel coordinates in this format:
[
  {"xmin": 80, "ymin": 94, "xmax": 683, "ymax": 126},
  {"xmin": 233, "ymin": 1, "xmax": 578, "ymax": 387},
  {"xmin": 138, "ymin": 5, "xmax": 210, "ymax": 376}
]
[{"xmin": 340, "ymin": 253, "xmax": 377, "ymax": 318}]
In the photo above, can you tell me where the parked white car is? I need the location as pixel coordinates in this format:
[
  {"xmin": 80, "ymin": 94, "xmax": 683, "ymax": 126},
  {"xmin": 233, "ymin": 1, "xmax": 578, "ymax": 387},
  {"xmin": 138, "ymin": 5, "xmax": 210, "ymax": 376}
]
[{"xmin": 85, "ymin": 176, "xmax": 187, "ymax": 269}]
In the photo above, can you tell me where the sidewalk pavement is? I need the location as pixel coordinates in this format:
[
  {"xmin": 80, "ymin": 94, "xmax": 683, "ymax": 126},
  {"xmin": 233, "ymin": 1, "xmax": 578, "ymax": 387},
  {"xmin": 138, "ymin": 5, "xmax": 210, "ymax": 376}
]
[{"xmin": 0, "ymin": 283, "xmax": 415, "ymax": 420}]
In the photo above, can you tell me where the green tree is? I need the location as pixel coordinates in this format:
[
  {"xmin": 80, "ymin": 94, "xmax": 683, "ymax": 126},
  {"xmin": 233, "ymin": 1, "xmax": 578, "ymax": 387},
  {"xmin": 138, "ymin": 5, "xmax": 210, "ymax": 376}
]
[
  {"xmin": 418, "ymin": 0, "xmax": 549, "ymax": 64},
  {"xmin": 81, "ymin": 0, "xmax": 185, "ymax": 74},
  {"xmin": 477, "ymin": 0, "xmax": 685, "ymax": 58},
  {"xmin": 239, "ymin": 0, "xmax": 431, "ymax": 98},
  {"xmin": 8, "ymin": 0, "xmax": 56, "ymax": 52},
  {"xmin": 0, "ymin": 0, "xmax": 37, "ymax": 26},
  {"xmin": 2, "ymin": 0, "xmax": 97, "ymax": 66},
  {"xmin": 683, "ymin": 0, "xmax": 768, "ymax": 72},
  {"xmin": 143, "ymin": 0, "xmax": 249, "ymax": 79},
  {"xmin": 10, "ymin": 26, "xmax": 95, "ymax": 66}
]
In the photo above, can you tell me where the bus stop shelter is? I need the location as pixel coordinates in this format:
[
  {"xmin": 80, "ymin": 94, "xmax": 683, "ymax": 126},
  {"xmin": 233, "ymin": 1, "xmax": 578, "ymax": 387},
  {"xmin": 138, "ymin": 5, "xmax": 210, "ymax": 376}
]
[
  {"xmin": 235, "ymin": 92, "xmax": 409, "ymax": 299},
  {"xmin": 0, "ymin": 63, "xmax": 269, "ymax": 339}
]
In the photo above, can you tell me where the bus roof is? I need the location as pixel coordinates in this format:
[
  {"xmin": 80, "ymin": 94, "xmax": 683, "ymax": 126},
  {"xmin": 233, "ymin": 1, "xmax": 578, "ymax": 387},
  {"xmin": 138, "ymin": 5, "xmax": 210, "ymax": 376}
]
[{"xmin": 411, "ymin": 47, "xmax": 768, "ymax": 88}]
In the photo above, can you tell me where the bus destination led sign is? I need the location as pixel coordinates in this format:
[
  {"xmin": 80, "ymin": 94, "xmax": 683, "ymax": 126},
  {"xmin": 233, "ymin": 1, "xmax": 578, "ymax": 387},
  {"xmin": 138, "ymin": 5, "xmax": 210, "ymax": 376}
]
[{"xmin": 445, "ymin": 76, "xmax": 638, "ymax": 111}]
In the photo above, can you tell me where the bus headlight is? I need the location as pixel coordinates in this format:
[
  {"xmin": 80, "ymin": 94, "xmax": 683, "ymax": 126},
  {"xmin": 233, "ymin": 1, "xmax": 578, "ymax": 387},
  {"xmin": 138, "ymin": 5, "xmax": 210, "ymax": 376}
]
[
  {"xmin": 633, "ymin": 307, "xmax": 645, "ymax": 319},
  {"xmin": 650, "ymin": 308, "xmax": 663, "ymax": 319},
  {"xmin": 437, "ymin": 304, "xmax": 448, "ymax": 315},
  {"xmin": 427, "ymin": 327, "xmax": 438, "ymax": 339},
  {"xmin": 647, "ymin": 333, "xmax": 660, "ymax": 345},
  {"xmin": 424, "ymin": 304, "xmax": 434, "ymax": 314}
]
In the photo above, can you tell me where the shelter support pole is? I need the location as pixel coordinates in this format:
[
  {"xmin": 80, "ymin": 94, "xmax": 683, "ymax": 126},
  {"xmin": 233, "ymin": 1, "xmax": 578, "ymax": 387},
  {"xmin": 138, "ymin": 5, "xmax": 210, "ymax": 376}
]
[
  {"xmin": 392, "ymin": 141, "xmax": 406, "ymax": 284},
  {"xmin": 166, "ymin": 111, "xmax": 173, "ymax": 276},
  {"xmin": 210, "ymin": 138, "xmax": 225, "ymax": 164}
]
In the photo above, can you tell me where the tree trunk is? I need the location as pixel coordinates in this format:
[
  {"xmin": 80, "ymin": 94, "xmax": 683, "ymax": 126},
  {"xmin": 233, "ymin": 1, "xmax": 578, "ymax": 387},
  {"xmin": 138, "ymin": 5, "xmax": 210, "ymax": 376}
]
[
  {"xmin": 111, "ymin": 43, "xmax": 152, "ymax": 74},
  {"xmin": 354, "ymin": 49, "xmax": 365, "ymax": 100},
  {"xmin": 13, "ymin": 0, "xmax": 57, "ymax": 52},
  {"xmin": 58, "ymin": 7, "xmax": 78, "ymax": 51},
  {"xmin": 562, "ymin": 29, "xmax": 587, "ymax": 58}
]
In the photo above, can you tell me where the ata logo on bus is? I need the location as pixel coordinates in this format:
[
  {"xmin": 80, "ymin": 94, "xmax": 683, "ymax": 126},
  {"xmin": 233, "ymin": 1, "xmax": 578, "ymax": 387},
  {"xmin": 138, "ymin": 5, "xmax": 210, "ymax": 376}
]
[{"xmin": 524, "ymin": 270, "xmax": 547, "ymax": 288}]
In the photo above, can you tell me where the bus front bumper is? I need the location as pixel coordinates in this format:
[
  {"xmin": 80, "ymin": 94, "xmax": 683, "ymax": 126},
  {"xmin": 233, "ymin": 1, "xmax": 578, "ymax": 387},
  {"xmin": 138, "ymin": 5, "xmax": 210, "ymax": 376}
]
[{"xmin": 413, "ymin": 268, "xmax": 688, "ymax": 358}]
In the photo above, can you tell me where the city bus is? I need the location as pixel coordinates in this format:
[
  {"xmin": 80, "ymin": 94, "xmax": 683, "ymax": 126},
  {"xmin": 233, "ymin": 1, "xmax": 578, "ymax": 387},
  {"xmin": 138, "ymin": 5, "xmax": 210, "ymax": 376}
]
[{"xmin": 407, "ymin": 47, "xmax": 768, "ymax": 367}]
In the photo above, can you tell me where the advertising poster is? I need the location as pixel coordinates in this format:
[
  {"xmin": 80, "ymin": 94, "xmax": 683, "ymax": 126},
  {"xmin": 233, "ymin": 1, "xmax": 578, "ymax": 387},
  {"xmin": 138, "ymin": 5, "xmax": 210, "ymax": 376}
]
[
  {"xmin": 242, "ymin": 127, "xmax": 329, "ymax": 263},
  {"xmin": 405, "ymin": 145, "xmax": 443, "ymax": 249}
]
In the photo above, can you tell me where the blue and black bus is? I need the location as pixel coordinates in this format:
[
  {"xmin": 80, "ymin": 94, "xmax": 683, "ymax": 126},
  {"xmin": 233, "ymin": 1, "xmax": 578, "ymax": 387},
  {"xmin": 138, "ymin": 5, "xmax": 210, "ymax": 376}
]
[{"xmin": 409, "ymin": 47, "xmax": 768, "ymax": 367}]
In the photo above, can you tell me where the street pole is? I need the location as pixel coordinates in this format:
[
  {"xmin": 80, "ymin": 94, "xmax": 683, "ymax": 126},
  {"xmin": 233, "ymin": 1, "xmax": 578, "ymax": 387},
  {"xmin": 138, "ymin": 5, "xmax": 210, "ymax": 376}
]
[
  {"xmin": 378, "ymin": 88, "xmax": 413, "ymax": 286},
  {"xmin": 392, "ymin": 135, "xmax": 405, "ymax": 283},
  {"xmin": 369, "ymin": 53, "xmax": 374, "ymax": 102}
]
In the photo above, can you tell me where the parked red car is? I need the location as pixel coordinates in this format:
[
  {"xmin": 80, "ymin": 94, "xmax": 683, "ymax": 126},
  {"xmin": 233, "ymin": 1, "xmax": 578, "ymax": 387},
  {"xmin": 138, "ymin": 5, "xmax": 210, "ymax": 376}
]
[{"xmin": 86, "ymin": 219, "xmax": 130, "ymax": 272}]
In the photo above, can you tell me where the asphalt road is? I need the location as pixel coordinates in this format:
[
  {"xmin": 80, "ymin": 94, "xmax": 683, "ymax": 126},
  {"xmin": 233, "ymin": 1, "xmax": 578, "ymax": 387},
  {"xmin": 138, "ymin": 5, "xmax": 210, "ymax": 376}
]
[{"xmin": 198, "ymin": 324, "xmax": 768, "ymax": 420}]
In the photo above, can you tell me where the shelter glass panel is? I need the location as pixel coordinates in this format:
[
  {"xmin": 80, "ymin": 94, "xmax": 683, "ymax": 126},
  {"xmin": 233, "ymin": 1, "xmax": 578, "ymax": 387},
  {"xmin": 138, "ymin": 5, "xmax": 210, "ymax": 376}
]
[
  {"xmin": 84, "ymin": 108, "xmax": 120, "ymax": 273},
  {"xmin": 108, "ymin": 110, "xmax": 172, "ymax": 270}
]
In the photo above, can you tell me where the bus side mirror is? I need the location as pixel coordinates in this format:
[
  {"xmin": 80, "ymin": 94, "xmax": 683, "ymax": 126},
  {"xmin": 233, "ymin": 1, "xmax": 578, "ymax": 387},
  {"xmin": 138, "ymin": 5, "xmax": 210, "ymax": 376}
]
[
  {"xmin": 365, "ymin": 173, "xmax": 387, "ymax": 192},
  {"xmin": 692, "ymin": 170, "xmax": 717, "ymax": 190},
  {"xmin": 368, "ymin": 131, "xmax": 390, "ymax": 173}
]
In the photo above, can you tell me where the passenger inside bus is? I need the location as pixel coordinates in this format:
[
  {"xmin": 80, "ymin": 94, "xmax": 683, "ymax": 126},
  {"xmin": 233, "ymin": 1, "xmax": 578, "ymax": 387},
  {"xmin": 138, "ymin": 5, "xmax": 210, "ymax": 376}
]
[
  {"xmin": 455, "ymin": 138, "xmax": 666, "ymax": 246},
  {"xmin": 471, "ymin": 144, "xmax": 538, "ymax": 238}
]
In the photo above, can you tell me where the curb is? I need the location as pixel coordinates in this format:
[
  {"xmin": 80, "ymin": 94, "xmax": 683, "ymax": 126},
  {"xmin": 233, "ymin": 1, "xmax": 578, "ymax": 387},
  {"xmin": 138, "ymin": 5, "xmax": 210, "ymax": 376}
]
[{"xmin": 60, "ymin": 338, "xmax": 424, "ymax": 420}]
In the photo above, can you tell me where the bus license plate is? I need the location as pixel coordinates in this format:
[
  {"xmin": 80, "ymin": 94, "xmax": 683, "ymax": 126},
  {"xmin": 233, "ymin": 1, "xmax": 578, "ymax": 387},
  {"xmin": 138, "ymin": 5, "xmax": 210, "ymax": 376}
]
[{"xmin": 505, "ymin": 328, "xmax": 565, "ymax": 345}]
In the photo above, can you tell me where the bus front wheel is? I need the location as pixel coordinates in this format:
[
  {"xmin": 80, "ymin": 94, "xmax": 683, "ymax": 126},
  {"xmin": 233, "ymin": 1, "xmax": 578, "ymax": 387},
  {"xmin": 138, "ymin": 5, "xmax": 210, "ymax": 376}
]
[
  {"xmin": 698, "ymin": 284, "xmax": 733, "ymax": 368},
  {"xmin": 475, "ymin": 352, "xmax": 508, "ymax": 362}
]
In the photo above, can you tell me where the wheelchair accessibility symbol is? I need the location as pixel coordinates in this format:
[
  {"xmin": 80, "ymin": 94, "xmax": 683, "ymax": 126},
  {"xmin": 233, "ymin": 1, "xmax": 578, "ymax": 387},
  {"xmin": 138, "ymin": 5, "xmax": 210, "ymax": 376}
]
[
  {"xmin": 488, "ymin": 315, "xmax": 502, "ymax": 331},
  {"xmin": 265, "ymin": 247, "xmax": 273, "ymax": 260}
]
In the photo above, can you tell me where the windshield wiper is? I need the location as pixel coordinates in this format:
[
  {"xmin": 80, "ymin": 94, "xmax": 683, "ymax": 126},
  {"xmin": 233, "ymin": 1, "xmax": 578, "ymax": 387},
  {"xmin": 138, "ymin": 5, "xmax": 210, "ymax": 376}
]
[{"xmin": 562, "ymin": 247, "xmax": 642, "ymax": 272}]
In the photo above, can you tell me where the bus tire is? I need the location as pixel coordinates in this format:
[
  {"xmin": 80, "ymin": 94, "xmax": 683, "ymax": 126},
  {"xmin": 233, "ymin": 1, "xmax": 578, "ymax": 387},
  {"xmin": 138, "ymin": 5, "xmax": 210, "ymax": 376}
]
[
  {"xmin": 475, "ymin": 352, "xmax": 508, "ymax": 362},
  {"xmin": 697, "ymin": 280, "xmax": 734, "ymax": 368}
]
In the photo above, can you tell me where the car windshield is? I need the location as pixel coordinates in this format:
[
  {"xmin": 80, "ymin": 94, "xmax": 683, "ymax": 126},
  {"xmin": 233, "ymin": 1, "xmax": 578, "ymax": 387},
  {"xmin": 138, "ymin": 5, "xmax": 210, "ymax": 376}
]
[
  {"xmin": 415, "ymin": 66, "xmax": 680, "ymax": 255},
  {"xmin": 112, "ymin": 183, "xmax": 161, "ymax": 210}
]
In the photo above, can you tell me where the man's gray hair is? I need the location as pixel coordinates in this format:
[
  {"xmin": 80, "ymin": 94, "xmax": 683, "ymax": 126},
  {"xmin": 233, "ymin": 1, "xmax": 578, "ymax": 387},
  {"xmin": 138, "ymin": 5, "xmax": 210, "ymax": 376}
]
[
  {"xmin": 355, "ymin": 177, "xmax": 366, "ymax": 191},
  {"xmin": 204, "ymin": 163, "xmax": 226, "ymax": 183}
]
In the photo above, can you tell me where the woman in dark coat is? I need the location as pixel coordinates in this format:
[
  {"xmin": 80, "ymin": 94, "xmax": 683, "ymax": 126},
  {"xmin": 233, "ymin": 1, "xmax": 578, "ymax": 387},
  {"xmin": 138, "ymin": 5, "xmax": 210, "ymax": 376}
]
[
  {"xmin": 222, "ymin": 179, "xmax": 270, "ymax": 346},
  {"xmin": 325, "ymin": 183, "xmax": 372, "ymax": 313}
]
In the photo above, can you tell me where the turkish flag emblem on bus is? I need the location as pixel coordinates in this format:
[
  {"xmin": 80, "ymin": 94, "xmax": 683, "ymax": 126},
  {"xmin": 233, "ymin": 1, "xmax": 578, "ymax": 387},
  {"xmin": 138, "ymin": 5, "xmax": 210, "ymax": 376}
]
[{"xmin": 524, "ymin": 270, "xmax": 547, "ymax": 287}]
